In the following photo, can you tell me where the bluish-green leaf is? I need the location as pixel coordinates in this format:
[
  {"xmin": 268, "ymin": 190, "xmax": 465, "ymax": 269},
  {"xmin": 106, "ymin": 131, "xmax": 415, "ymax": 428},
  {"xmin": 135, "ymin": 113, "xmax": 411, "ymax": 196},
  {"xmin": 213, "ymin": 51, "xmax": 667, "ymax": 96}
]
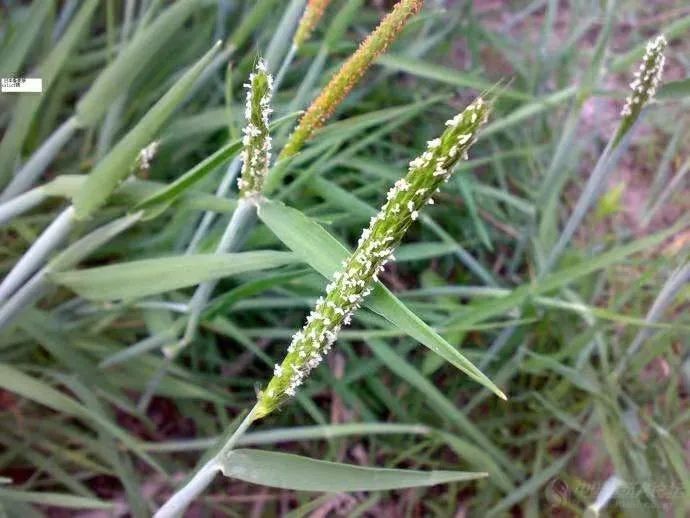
[
  {"xmin": 51, "ymin": 251, "xmax": 299, "ymax": 300},
  {"xmin": 221, "ymin": 449, "xmax": 486, "ymax": 491}
]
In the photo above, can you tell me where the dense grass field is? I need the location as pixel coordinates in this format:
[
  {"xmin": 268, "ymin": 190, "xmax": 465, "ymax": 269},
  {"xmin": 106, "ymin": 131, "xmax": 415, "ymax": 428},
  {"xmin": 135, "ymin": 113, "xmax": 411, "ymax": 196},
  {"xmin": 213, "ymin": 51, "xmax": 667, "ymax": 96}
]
[{"xmin": 1, "ymin": 0, "xmax": 689, "ymax": 516}]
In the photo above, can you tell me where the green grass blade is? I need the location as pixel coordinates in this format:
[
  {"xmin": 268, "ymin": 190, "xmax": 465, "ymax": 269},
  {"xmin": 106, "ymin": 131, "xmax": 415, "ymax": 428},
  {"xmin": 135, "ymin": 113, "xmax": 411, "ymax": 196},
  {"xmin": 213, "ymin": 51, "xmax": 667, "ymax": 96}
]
[
  {"xmin": 0, "ymin": 489, "xmax": 113, "ymax": 510},
  {"xmin": 134, "ymin": 139, "xmax": 243, "ymax": 213},
  {"xmin": 0, "ymin": 1, "xmax": 53, "ymax": 77},
  {"xmin": 220, "ymin": 449, "xmax": 486, "ymax": 491},
  {"xmin": 0, "ymin": 363, "xmax": 163, "ymax": 474},
  {"xmin": 73, "ymin": 41, "xmax": 221, "ymax": 219},
  {"xmin": 658, "ymin": 77, "xmax": 690, "ymax": 99},
  {"xmin": 377, "ymin": 54, "xmax": 530, "ymax": 101},
  {"xmin": 75, "ymin": 0, "xmax": 203, "ymax": 126},
  {"xmin": 51, "ymin": 251, "xmax": 298, "ymax": 300},
  {"xmin": 0, "ymin": 0, "xmax": 99, "ymax": 186}
]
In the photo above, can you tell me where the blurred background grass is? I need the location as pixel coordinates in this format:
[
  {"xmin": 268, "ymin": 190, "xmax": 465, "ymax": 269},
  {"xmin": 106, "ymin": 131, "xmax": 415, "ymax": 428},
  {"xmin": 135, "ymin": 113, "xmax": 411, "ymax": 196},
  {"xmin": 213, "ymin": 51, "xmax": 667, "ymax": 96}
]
[{"xmin": 1, "ymin": 0, "xmax": 689, "ymax": 515}]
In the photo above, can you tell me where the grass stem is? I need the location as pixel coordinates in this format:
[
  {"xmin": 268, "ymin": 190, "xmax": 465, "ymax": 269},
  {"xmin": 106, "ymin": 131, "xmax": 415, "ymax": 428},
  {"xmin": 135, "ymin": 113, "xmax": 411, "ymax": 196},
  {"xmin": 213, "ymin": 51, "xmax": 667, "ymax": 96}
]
[
  {"xmin": 0, "ymin": 188, "xmax": 47, "ymax": 226},
  {"xmin": 0, "ymin": 117, "xmax": 79, "ymax": 202},
  {"xmin": 154, "ymin": 406, "xmax": 257, "ymax": 518},
  {"xmin": 0, "ymin": 206, "xmax": 74, "ymax": 302}
]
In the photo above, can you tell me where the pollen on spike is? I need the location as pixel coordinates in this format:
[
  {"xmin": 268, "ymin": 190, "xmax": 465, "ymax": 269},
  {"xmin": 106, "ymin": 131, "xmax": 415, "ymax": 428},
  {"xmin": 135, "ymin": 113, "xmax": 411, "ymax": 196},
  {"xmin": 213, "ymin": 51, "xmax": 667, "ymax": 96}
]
[
  {"xmin": 237, "ymin": 59, "xmax": 274, "ymax": 198},
  {"xmin": 255, "ymin": 95, "xmax": 492, "ymax": 420}
]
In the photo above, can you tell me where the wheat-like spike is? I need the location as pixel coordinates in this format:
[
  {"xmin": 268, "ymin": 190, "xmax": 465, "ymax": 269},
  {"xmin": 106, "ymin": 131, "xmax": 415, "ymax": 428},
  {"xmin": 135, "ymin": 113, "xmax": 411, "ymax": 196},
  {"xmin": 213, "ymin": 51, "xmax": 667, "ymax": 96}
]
[
  {"xmin": 255, "ymin": 97, "xmax": 490, "ymax": 419},
  {"xmin": 279, "ymin": 0, "xmax": 423, "ymax": 159},
  {"xmin": 617, "ymin": 35, "xmax": 666, "ymax": 143},
  {"xmin": 136, "ymin": 141, "xmax": 159, "ymax": 171},
  {"xmin": 237, "ymin": 59, "xmax": 274, "ymax": 198},
  {"xmin": 294, "ymin": 0, "xmax": 332, "ymax": 49}
]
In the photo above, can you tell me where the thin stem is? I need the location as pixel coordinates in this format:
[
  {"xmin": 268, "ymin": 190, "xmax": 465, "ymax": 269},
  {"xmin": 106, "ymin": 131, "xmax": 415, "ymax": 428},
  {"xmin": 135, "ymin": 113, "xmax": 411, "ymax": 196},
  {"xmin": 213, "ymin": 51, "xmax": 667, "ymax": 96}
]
[
  {"xmin": 540, "ymin": 127, "xmax": 631, "ymax": 275},
  {"xmin": 52, "ymin": 0, "xmax": 79, "ymax": 41},
  {"xmin": 274, "ymin": 44, "xmax": 297, "ymax": 88},
  {"xmin": 0, "ymin": 206, "xmax": 74, "ymax": 302},
  {"xmin": 0, "ymin": 270, "xmax": 47, "ymax": 330},
  {"xmin": 154, "ymin": 406, "xmax": 257, "ymax": 518},
  {"xmin": 217, "ymin": 406, "xmax": 257, "ymax": 458},
  {"xmin": 0, "ymin": 187, "xmax": 47, "ymax": 226},
  {"xmin": 153, "ymin": 457, "xmax": 221, "ymax": 518},
  {"xmin": 613, "ymin": 263, "xmax": 690, "ymax": 378},
  {"xmin": 186, "ymin": 159, "xmax": 242, "ymax": 253},
  {"xmin": 177, "ymin": 198, "xmax": 257, "ymax": 350},
  {"xmin": 136, "ymin": 199, "xmax": 258, "ymax": 411},
  {"xmin": 641, "ymin": 156, "xmax": 690, "ymax": 228},
  {"xmin": 1, "ymin": 117, "xmax": 79, "ymax": 202},
  {"xmin": 0, "ymin": 212, "xmax": 140, "ymax": 329},
  {"xmin": 96, "ymin": 96, "xmax": 126, "ymax": 159}
]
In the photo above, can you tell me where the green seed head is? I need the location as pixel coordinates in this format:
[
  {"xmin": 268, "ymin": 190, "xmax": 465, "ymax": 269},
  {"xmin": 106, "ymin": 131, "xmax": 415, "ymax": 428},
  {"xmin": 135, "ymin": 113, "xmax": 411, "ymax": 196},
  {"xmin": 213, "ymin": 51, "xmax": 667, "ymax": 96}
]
[
  {"xmin": 279, "ymin": 0, "xmax": 424, "ymax": 160},
  {"xmin": 617, "ymin": 35, "xmax": 666, "ymax": 142},
  {"xmin": 136, "ymin": 141, "xmax": 159, "ymax": 172},
  {"xmin": 255, "ymin": 97, "xmax": 490, "ymax": 419},
  {"xmin": 237, "ymin": 59, "xmax": 274, "ymax": 198},
  {"xmin": 294, "ymin": 0, "xmax": 332, "ymax": 49}
]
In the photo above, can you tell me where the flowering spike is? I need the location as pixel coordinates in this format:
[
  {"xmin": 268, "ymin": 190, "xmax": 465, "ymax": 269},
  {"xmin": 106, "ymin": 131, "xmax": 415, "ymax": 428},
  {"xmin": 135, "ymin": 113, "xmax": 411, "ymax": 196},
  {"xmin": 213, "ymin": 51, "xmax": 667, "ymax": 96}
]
[
  {"xmin": 294, "ymin": 0, "xmax": 332, "ymax": 49},
  {"xmin": 237, "ymin": 58, "xmax": 274, "ymax": 198},
  {"xmin": 136, "ymin": 141, "xmax": 159, "ymax": 171},
  {"xmin": 279, "ymin": 0, "xmax": 423, "ymax": 160},
  {"xmin": 617, "ymin": 35, "xmax": 666, "ymax": 143},
  {"xmin": 255, "ymin": 97, "xmax": 490, "ymax": 419}
]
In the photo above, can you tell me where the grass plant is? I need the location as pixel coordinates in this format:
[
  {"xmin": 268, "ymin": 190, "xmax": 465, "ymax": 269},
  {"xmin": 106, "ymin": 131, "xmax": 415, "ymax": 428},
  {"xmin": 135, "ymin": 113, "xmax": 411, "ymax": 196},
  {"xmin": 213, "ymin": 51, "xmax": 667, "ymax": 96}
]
[{"xmin": 1, "ymin": 1, "xmax": 689, "ymax": 516}]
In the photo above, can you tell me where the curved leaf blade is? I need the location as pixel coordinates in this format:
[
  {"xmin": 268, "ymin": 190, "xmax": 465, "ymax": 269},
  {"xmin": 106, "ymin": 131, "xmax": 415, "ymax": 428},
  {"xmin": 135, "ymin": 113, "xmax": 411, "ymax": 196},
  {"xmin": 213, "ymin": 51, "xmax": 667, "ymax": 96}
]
[
  {"xmin": 221, "ymin": 449, "xmax": 486, "ymax": 491},
  {"xmin": 50, "ymin": 251, "xmax": 298, "ymax": 300}
]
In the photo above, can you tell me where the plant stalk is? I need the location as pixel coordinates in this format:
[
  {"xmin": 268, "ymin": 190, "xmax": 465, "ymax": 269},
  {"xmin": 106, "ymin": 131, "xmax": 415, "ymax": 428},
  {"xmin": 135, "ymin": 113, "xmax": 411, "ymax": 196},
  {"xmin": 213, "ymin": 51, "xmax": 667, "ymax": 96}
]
[
  {"xmin": 154, "ymin": 406, "xmax": 257, "ymax": 518},
  {"xmin": 0, "ymin": 187, "xmax": 47, "ymax": 227},
  {"xmin": 0, "ymin": 206, "xmax": 74, "ymax": 302},
  {"xmin": 185, "ymin": 159, "xmax": 242, "ymax": 253},
  {"xmin": 0, "ymin": 212, "xmax": 140, "ymax": 328},
  {"xmin": 175, "ymin": 197, "xmax": 257, "ymax": 354},
  {"xmin": 540, "ymin": 128, "xmax": 631, "ymax": 275},
  {"xmin": 1, "ymin": 117, "xmax": 79, "ymax": 202}
]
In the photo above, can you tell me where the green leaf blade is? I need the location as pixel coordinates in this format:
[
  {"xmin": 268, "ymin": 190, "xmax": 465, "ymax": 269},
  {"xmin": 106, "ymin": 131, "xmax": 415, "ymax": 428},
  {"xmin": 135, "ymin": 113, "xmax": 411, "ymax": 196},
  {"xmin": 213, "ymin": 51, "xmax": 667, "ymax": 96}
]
[
  {"xmin": 221, "ymin": 449, "xmax": 486, "ymax": 491},
  {"xmin": 73, "ymin": 40, "xmax": 221, "ymax": 219},
  {"xmin": 257, "ymin": 199, "xmax": 505, "ymax": 399},
  {"xmin": 50, "ymin": 251, "xmax": 298, "ymax": 300}
]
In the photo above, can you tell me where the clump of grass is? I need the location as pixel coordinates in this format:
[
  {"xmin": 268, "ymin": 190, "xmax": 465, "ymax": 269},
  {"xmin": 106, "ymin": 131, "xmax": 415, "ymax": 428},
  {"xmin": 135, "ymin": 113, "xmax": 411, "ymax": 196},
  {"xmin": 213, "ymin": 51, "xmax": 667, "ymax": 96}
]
[
  {"xmin": 154, "ymin": 96, "xmax": 490, "ymax": 517},
  {"xmin": 1, "ymin": 1, "xmax": 689, "ymax": 517}
]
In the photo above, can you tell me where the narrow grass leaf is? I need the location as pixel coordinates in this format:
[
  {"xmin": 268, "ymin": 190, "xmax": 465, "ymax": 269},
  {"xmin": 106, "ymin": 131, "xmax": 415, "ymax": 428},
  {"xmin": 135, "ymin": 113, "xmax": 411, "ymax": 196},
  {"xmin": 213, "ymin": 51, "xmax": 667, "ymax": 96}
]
[
  {"xmin": 445, "ymin": 223, "xmax": 683, "ymax": 329},
  {"xmin": 0, "ymin": 489, "xmax": 113, "ymax": 510},
  {"xmin": 0, "ymin": 0, "xmax": 99, "ymax": 184},
  {"xmin": 377, "ymin": 54, "xmax": 529, "ymax": 101},
  {"xmin": 0, "ymin": 1, "xmax": 52, "ymax": 77},
  {"xmin": 51, "ymin": 251, "xmax": 298, "ymax": 300},
  {"xmin": 0, "ymin": 363, "xmax": 163, "ymax": 474},
  {"xmin": 658, "ymin": 77, "xmax": 690, "ymax": 99},
  {"xmin": 367, "ymin": 339, "xmax": 515, "ymax": 478},
  {"xmin": 220, "ymin": 449, "xmax": 486, "ymax": 491},
  {"xmin": 74, "ymin": 41, "xmax": 221, "ymax": 219},
  {"xmin": 74, "ymin": 0, "xmax": 203, "ymax": 126}
]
